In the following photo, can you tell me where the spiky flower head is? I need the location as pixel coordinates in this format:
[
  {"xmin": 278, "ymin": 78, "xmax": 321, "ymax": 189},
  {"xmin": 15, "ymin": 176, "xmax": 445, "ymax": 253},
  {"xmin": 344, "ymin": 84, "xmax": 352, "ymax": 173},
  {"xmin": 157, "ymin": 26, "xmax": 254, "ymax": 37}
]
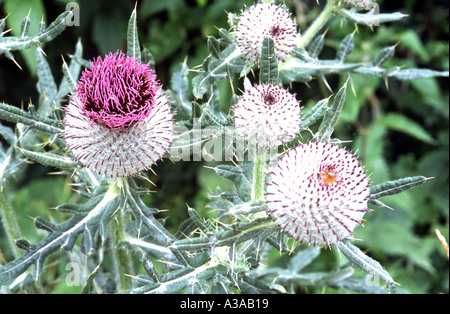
[
  {"xmin": 233, "ymin": 83, "xmax": 301, "ymax": 150},
  {"xmin": 265, "ymin": 141, "xmax": 371, "ymax": 246},
  {"xmin": 63, "ymin": 50, "xmax": 174, "ymax": 178},
  {"xmin": 235, "ymin": 1, "xmax": 299, "ymax": 64}
]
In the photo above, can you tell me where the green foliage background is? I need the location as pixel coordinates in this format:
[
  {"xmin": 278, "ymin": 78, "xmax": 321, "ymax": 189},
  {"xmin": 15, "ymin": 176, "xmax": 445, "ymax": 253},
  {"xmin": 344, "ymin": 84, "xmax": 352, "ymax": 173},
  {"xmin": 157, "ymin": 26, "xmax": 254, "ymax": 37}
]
[{"xmin": 0, "ymin": 0, "xmax": 448, "ymax": 293}]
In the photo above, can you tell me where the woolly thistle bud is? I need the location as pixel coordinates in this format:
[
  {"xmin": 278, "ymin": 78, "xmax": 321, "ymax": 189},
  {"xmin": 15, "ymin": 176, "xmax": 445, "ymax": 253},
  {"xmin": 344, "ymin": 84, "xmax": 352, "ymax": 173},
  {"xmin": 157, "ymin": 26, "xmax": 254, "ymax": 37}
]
[
  {"xmin": 63, "ymin": 50, "xmax": 174, "ymax": 178},
  {"xmin": 233, "ymin": 84, "xmax": 301, "ymax": 150},
  {"xmin": 265, "ymin": 141, "xmax": 371, "ymax": 246},
  {"xmin": 235, "ymin": 1, "xmax": 299, "ymax": 64}
]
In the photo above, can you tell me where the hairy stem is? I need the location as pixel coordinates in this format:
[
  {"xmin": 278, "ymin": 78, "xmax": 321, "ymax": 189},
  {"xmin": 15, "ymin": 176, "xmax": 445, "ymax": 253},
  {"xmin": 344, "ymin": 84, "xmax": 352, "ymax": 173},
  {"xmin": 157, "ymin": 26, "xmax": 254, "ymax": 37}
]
[
  {"xmin": 297, "ymin": 1, "xmax": 335, "ymax": 48},
  {"xmin": 110, "ymin": 179, "xmax": 133, "ymax": 291},
  {"xmin": 252, "ymin": 150, "xmax": 267, "ymax": 201},
  {"xmin": 111, "ymin": 209, "xmax": 134, "ymax": 291}
]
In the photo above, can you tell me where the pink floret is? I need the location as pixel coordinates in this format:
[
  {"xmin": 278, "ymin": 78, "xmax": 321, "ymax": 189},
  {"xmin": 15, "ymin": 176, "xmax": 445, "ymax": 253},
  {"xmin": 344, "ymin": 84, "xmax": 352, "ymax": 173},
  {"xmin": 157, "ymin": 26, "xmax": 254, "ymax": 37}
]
[{"xmin": 77, "ymin": 50, "xmax": 159, "ymax": 130}]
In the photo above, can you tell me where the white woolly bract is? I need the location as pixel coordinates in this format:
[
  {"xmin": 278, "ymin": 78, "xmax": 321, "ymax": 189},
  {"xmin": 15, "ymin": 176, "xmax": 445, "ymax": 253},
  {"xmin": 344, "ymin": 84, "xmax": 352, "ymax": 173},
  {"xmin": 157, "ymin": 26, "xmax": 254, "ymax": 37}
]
[
  {"xmin": 235, "ymin": 1, "xmax": 299, "ymax": 64},
  {"xmin": 265, "ymin": 142, "xmax": 370, "ymax": 246},
  {"xmin": 63, "ymin": 93, "xmax": 174, "ymax": 178},
  {"xmin": 233, "ymin": 84, "xmax": 301, "ymax": 149}
]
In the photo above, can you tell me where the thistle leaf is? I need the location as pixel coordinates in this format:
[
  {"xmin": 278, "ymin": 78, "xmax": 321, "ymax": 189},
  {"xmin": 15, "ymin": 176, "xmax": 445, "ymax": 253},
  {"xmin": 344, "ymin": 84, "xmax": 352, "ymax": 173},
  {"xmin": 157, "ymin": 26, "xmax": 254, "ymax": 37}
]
[
  {"xmin": 19, "ymin": 16, "xmax": 31, "ymax": 38},
  {"xmin": 192, "ymin": 46, "xmax": 244, "ymax": 99},
  {"xmin": 308, "ymin": 33, "xmax": 325, "ymax": 60},
  {"xmin": 36, "ymin": 48, "xmax": 60, "ymax": 115},
  {"xmin": 81, "ymin": 263, "xmax": 102, "ymax": 294},
  {"xmin": 214, "ymin": 164, "xmax": 252, "ymax": 202},
  {"xmin": 0, "ymin": 185, "xmax": 120, "ymax": 284},
  {"xmin": 392, "ymin": 68, "xmax": 449, "ymax": 80},
  {"xmin": 58, "ymin": 40, "xmax": 83, "ymax": 98},
  {"xmin": 0, "ymin": 11, "xmax": 69, "ymax": 53},
  {"xmin": 316, "ymin": 83, "xmax": 347, "ymax": 142},
  {"xmin": 333, "ymin": 240, "xmax": 397, "ymax": 292},
  {"xmin": 21, "ymin": 148, "xmax": 79, "ymax": 170},
  {"xmin": 260, "ymin": 36, "xmax": 278, "ymax": 84},
  {"xmin": 207, "ymin": 36, "xmax": 221, "ymax": 59},
  {"xmin": 371, "ymin": 45, "xmax": 396, "ymax": 67},
  {"xmin": 168, "ymin": 61, "xmax": 192, "ymax": 115},
  {"xmin": 336, "ymin": 33, "xmax": 354, "ymax": 63},
  {"xmin": 126, "ymin": 6, "xmax": 141, "ymax": 61},
  {"xmin": 0, "ymin": 102, "xmax": 63, "ymax": 134},
  {"xmin": 300, "ymin": 97, "xmax": 330, "ymax": 130},
  {"xmin": 369, "ymin": 176, "xmax": 430, "ymax": 200},
  {"xmin": 338, "ymin": 8, "xmax": 407, "ymax": 26}
]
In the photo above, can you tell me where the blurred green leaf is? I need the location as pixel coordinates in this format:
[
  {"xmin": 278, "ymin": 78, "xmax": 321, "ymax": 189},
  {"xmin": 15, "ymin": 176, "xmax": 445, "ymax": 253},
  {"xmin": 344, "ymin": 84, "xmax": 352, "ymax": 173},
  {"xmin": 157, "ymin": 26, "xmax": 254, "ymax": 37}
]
[{"xmin": 375, "ymin": 113, "xmax": 436, "ymax": 144}]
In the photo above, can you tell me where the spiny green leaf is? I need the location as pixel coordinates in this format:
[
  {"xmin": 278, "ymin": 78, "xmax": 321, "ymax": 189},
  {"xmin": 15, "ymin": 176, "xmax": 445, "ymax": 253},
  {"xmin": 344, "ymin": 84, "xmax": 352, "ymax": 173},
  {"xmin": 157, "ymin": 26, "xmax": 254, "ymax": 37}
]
[
  {"xmin": 292, "ymin": 47, "xmax": 315, "ymax": 62},
  {"xmin": 214, "ymin": 164, "xmax": 252, "ymax": 202},
  {"xmin": 172, "ymin": 218, "xmax": 277, "ymax": 252},
  {"xmin": 279, "ymin": 58, "xmax": 361, "ymax": 84},
  {"xmin": 21, "ymin": 148, "xmax": 79, "ymax": 170},
  {"xmin": 308, "ymin": 33, "xmax": 325, "ymax": 59},
  {"xmin": 392, "ymin": 68, "xmax": 449, "ymax": 80},
  {"xmin": 369, "ymin": 176, "xmax": 430, "ymax": 200},
  {"xmin": 288, "ymin": 247, "xmax": 321, "ymax": 273},
  {"xmin": 260, "ymin": 36, "xmax": 278, "ymax": 84},
  {"xmin": 316, "ymin": 82, "xmax": 347, "ymax": 142},
  {"xmin": 338, "ymin": 8, "xmax": 407, "ymax": 26},
  {"xmin": 187, "ymin": 206, "xmax": 214, "ymax": 233},
  {"xmin": 207, "ymin": 36, "xmax": 221, "ymax": 59},
  {"xmin": 192, "ymin": 46, "xmax": 243, "ymax": 99},
  {"xmin": 0, "ymin": 186, "xmax": 120, "ymax": 284},
  {"xmin": 128, "ymin": 264, "xmax": 223, "ymax": 294},
  {"xmin": 19, "ymin": 16, "xmax": 31, "ymax": 38},
  {"xmin": 81, "ymin": 263, "xmax": 102, "ymax": 294},
  {"xmin": 336, "ymin": 33, "xmax": 354, "ymax": 62},
  {"xmin": 301, "ymin": 97, "xmax": 330, "ymax": 130},
  {"xmin": 0, "ymin": 102, "xmax": 63, "ymax": 134},
  {"xmin": 126, "ymin": 6, "xmax": 141, "ymax": 61},
  {"xmin": 333, "ymin": 240, "xmax": 397, "ymax": 292},
  {"xmin": 371, "ymin": 45, "xmax": 396, "ymax": 67},
  {"xmin": 168, "ymin": 61, "xmax": 192, "ymax": 115},
  {"xmin": 0, "ymin": 11, "xmax": 69, "ymax": 53},
  {"xmin": 58, "ymin": 40, "xmax": 83, "ymax": 98},
  {"xmin": 36, "ymin": 48, "xmax": 60, "ymax": 115},
  {"xmin": 227, "ymin": 201, "xmax": 267, "ymax": 217}
]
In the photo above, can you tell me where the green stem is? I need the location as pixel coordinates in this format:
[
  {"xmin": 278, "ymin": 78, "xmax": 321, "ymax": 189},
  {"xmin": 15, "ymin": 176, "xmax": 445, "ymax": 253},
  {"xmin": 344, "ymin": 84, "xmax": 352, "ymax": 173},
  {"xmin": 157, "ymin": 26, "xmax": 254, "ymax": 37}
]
[
  {"xmin": 297, "ymin": 1, "xmax": 335, "ymax": 48},
  {"xmin": 0, "ymin": 186, "xmax": 22, "ymax": 259},
  {"xmin": 252, "ymin": 150, "xmax": 266, "ymax": 201},
  {"xmin": 110, "ymin": 179, "xmax": 133, "ymax": 291}
]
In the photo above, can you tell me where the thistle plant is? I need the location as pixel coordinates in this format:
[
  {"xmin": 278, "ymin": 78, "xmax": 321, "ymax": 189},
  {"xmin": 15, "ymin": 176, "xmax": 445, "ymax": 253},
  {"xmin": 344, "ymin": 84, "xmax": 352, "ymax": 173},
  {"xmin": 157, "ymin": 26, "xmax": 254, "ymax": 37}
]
[{"xmin": 0, "ymin": 1, "xmax": 448, "ymax": 295}]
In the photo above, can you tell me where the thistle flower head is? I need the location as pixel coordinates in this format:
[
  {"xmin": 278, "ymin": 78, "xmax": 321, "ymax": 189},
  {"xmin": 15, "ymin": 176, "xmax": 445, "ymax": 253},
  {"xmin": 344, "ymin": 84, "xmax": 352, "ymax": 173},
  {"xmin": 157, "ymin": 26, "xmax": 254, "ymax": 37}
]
[
  {"xmin": 77, "ymin": 50, "xmax": 159, "ymax": 131},
  {"xmin": 63, "ymin": 51, "xmax": 174, "ymax": 178},
  {"xmin": 265, "ymin": 141, "xmax": 371, "ymax": 246},
  {"xmin": 235, "ymin": 1, "xmax": 299, "ymax": 64},
  {"xmin": 233, "ymin": 83, "xmax": 301, "ymax": 150}
]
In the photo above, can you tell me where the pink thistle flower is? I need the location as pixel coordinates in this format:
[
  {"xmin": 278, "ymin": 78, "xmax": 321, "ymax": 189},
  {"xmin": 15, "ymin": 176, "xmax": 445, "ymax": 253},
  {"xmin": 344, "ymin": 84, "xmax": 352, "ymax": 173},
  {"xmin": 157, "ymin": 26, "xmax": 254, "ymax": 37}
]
[
  {"xmin": 63, "ymin": 51, "xmax": 174, "ymax": 178},
  {"xmin": 235, "ymin": 1, "xmax": 299, "ymax": 64},
  {"xmin": 233, "ymin": 83, "xmax": 301, "ymax": 150},
  {"xmin": 265, "ymin": 141, "xmax": 371, "ymax": 246}
]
